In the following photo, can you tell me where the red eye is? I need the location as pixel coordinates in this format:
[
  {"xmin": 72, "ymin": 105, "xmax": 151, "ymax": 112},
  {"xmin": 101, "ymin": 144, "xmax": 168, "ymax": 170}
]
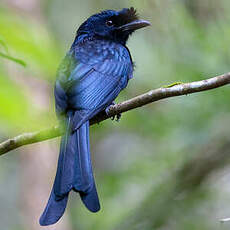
[{"xmin": 106, "ymin": 20, "xmax": 114, "ymax": 27}]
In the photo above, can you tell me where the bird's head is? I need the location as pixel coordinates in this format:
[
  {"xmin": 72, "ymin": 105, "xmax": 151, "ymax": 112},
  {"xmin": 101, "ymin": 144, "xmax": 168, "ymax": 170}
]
[{"xmin": 76, "ymin": 7, "xmax": 150, "ymax": 45}]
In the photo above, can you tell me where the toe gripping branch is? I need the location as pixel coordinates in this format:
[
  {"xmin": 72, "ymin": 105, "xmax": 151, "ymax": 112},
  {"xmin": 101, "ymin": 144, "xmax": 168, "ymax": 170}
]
[{"xmin": 105, "ymin": 102, "xmax": 121, "ymax": 122}]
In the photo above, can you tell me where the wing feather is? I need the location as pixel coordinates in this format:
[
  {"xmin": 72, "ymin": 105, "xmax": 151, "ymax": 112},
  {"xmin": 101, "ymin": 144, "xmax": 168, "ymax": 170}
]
[{"xmin": 55, "ymin": 44, "xmax": 133, "ymax": 125}]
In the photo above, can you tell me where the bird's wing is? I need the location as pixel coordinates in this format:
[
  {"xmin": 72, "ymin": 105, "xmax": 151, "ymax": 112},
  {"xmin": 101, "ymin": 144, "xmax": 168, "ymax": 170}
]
[{"xmin": 55, "ymin": 46, "xmax": 133, "ymax": 127}]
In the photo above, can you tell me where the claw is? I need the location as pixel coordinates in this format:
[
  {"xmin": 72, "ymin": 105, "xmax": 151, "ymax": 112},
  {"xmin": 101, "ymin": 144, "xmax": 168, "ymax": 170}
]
[
  {"xmin": 105, "ymin": 101, "xmax": 115, "ymax": 116},
  {"xmin": 105, "ymin": 102, "xmax": 121, "ymax": 122},
  {"xmin": 115, "ymin": 113, "xmax": 121, "ymax": 122},
  {"xmin": 105, "ymin": 107, "xmax": 111, "ymax": 116}
]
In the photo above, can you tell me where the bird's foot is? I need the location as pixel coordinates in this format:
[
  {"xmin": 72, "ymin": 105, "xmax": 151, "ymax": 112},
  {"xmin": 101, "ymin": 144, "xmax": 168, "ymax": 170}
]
[
  {"xmin": 105, "ymin": 102, "xmax": 115, "ymax": 115},
  {"xmin": 105, "ymin": 102, "xmax": 122, "ymax": 122},
  {"xmin": 110, "ymin": 113, "xmax": 122, "ymax": 122},
  {"xmin": 115, "ymin": 113, "xmax": 121, "ymax": 122}
]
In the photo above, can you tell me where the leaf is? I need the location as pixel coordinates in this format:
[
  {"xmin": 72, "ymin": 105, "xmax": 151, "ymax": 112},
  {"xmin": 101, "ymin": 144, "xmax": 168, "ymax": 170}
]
[
  {"xmin": 0, "ymin": 35, "xmax": 8, "ymax": 53},
  {"xmin": 0, "ymin": 34, "xmax": 26, "ymax": 67},
  {"xmin": 0, "ymin": 51, "xmax": 26, "ymax": 67},
  {"xmin": 0, "ymin": 11, "xmax": 61, "ymax": 79}
]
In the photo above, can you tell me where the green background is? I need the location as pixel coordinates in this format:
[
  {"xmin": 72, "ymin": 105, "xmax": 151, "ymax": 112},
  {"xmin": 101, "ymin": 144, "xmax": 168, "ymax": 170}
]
[{"xmin": 0, "ymin": 0, "xmax": 230, "ymax": 229}]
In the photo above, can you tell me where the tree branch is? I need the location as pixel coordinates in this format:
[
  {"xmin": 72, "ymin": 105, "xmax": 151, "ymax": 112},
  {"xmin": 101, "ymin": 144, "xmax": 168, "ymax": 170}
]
[{"xmin": 0, "ymin": 72, "xmax": 230, "ymax": 156}]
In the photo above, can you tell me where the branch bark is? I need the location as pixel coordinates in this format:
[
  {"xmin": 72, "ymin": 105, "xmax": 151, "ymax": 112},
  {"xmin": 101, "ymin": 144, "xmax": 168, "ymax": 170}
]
[{"xmin": 0, "ymin": 72, "xmax": 230, "ymax": 156}]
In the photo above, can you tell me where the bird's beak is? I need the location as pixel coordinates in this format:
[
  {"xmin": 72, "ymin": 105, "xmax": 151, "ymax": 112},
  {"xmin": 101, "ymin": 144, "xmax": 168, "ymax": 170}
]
[{"xmin": 117, "ymin": 19, "xmax": 151, "ymax": 32}]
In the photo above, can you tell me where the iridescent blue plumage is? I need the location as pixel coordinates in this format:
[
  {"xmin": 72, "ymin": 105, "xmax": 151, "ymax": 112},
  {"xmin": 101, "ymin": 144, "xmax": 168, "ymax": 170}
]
[{"xmin": 39, "ymin": 7, "xmax": 150, "ymax": 226}]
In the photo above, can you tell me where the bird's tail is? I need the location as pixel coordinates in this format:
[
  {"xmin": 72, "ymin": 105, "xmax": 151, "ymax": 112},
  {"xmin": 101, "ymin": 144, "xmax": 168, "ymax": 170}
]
[{"xmin": 39, "ymin": 113, "xmax": 100, "ymax": 226}]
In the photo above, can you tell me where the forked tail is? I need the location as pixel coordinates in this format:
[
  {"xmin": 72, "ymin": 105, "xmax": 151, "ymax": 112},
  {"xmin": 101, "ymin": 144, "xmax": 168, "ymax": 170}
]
[{"xmin": 39, "ymin": 113, "xmax": 100, "ymax": 226}]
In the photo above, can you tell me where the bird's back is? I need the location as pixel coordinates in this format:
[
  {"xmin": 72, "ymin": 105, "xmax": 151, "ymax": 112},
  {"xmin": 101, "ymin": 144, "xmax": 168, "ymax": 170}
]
[{"xmin": 55, "ymin": 38, "xmax": 134, "ymax": 126}]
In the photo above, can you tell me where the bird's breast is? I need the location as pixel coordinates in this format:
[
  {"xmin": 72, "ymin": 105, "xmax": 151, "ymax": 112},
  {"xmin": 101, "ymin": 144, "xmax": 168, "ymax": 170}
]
[{"xmin": 74, "ymin": 39, "xmax": 132, "ymax": 66}]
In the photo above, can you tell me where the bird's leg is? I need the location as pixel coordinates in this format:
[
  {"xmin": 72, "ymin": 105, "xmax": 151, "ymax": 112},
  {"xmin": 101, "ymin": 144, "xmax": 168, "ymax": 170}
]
[{"xmin": 105, "ymin": 102, "xmax": 122, "ymax": 122}]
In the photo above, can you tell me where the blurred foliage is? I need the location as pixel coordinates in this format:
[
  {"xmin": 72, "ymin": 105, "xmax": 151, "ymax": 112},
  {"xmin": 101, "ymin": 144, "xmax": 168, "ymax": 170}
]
[
  {"xmin": 0, "ymin": 51, "xmax": 26, "ymax": 67},
  {"xmin": 0, "ymin": 0, "xmax": 230, "ymax": 230},
  {"xmin": 0, "ymin": 6, "xmax": 62, "ymax": 133},
  {"xmin": 0, "ymin": 35, "xmax": 26, "ymax": 67}
]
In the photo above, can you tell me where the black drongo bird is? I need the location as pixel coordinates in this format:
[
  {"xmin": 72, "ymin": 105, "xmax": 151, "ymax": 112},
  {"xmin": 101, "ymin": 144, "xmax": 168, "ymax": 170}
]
[{"xmin": 39, "ymin": 7, "xmax": 150, "ymax": 226}]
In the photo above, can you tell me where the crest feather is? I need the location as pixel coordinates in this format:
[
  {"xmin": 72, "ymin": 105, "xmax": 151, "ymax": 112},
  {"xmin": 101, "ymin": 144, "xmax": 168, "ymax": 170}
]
[{"xmin": 118, "ymin": 7, "xmax": 139, "ymax": 24}]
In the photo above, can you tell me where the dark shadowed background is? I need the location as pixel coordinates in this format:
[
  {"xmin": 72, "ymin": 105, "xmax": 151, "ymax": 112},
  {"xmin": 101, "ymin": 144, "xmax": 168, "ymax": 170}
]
[{"xmin": 0, "ymin": 0, "xmax": 230, "ymax": 230}]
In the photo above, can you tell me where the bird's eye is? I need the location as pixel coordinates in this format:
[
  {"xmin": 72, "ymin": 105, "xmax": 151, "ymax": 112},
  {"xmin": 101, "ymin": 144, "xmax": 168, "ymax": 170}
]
[{"xmin": 106, "ymin": 20, "xmax": 114, "ymax": 27}]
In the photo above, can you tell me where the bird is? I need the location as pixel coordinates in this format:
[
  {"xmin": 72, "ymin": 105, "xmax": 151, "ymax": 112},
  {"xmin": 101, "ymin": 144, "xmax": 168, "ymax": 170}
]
[{"xmin": 39, "ymin": 7, "xmax": 150, "ymax": 226}]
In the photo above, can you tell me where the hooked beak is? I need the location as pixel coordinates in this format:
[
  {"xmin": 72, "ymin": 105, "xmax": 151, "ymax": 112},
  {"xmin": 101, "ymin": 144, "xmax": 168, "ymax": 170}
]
[{"xmin": 117, "ymin": 19, "xmax": 151, "ymax": 32}]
